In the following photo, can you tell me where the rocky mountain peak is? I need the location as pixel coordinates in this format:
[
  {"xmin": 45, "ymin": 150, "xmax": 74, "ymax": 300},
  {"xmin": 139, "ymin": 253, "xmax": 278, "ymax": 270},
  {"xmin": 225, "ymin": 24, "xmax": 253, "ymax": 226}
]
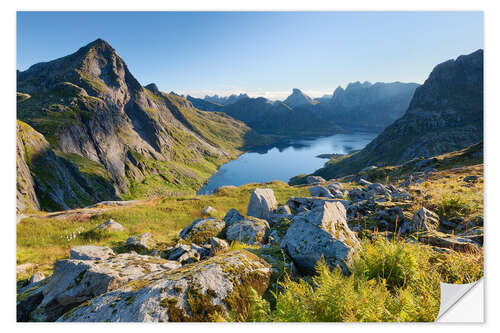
[{"xmin": 283, "ymin": 88, "xmax": 313, "ymax": 108}]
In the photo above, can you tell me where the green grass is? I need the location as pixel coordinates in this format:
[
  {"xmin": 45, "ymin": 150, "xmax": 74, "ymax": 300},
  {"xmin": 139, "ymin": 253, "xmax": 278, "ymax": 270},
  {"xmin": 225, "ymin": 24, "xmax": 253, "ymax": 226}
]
[{"xmin": 16, "ymin": 181, "xmax": 308, "ymax": 279}]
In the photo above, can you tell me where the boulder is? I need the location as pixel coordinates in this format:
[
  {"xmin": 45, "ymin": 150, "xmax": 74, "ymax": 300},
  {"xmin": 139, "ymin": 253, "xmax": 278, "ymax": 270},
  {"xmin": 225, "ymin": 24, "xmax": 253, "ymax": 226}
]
[
  {"xmin": 463, "ymin": 175, "xmax": 479, "ymax": 183},
  {"xmin": 201, "ymin": 206, "xmax": 217, "ymax": 216},
  {"xmin": 58, "ymin": 250, "xmax": 272, "ymax": 322},
  {"xmin": 165, "ymin": 244, "xmax": 192, "ymax": 261},
  {"xmin": 29, "ymin": 272, "xmax": 46, "ymax": 285},
  {"xmin": 125, "ymin": 232, "xmax": 156, "ymax": 252},
  {"xmin": 97, "ymin": 218, "xmax": 125, "ymax": 232},
  {"xmin": 247, "ymin": 188, "xmax": 278, "ymax": 220},
  {"xmin": 179, "ymin": 218, "xmax": 225, "ymax": 244},
  {"xmin": 226, "ymin": 217, "xmax": 270, "ymax": 245},
  {"xmin": 306, "ymin": 175, "xmax": 326, "ymax": 184},
  {"xmin": 309, "ymin": 185, "xmax": 334, "ymax": 198},
  {"xmin": 17, "ymin": 277, "xmax": 49, "ymax": 322},
  {"xmin": 31, "ymin": 253, "xmax": 174, "ymax": 321},
  {"xmin": 208, "ymin": 237, "xmax": 229, "ymax": 255},
  {"xmin": 223, "ymin": 208, "xmax": 244, "ymax": 227},
  {"xmin": 177, "ymin": 250, "xmax": 201, "ymax": 265},
  {"xmin": 401, "ymin": 207, "xmax": 440, "ymax": 233},
  {"xmin": 417, "ymin": 231, "xmax": 480, "ymax": 253},
  {"xmin": 69, "ymin": 246, "xmax": 115, "ymax": 261},
  {"xmin": 281, "ymin": 201, "xmax": 360, "ymax": 275},
  {"xmin": 328, "ymin": 182, "xmax": 344, "ymax": 191}
]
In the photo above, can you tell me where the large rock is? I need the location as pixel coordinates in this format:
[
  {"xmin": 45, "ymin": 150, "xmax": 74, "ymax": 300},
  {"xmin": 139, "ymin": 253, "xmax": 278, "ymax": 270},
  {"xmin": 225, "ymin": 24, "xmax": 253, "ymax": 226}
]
[
  {"xmin": 179, "ymin": 218, "xmax": 225, "ymax": 244},
  {"xmin": 401, "ymin": 207, "xmax": 440, "ymax": 233},
  {"xmin": 306, "ymin": 176, "xmax": 326, "ymax": 184},
  {"xmin": 247, "ymin": 188, "xmax": 278, "ymax": 220},
  {"xmin": 125, "ymin": 232, "xmax": 156, "ymax": 252},
  {"xmin": 226, "ymin": 217, "xmax": 270, "ymax": 245},
  {"xmin": 309, "ymin": 185, "xmax": 334, "ymax": 198},
  {"xmin": 32, "ymin": 253, "xmax": 174, "ymax": 321},
  {"xmin": 17, "ymin": 277, "xmax": 49, "ymax": 322},
  {"xmin": 281, "ymin": 201, "xmax": 360, "ymax": 275},
  {"xmin": 58, "ymin": 250, "xmax": 272, "ymax": 322},
  {"xmin": 69, "ymin": 246, "xmax": 115, "ymax": 261},
  {"xmin": 223, "ymin": 208, "xmax": 244, "ymax": 227},
  {"xmin": 97, "ymin": 218, "xmax": 125, "ymax": 232},
  {"xmin": 201, "ymin": 206, "xmax": 217, "ymax": 216}
]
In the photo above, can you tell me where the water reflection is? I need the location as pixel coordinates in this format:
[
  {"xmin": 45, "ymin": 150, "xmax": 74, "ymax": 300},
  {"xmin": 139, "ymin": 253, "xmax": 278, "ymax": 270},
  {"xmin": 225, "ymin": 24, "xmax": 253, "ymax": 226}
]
[{"xmin": 198, "ymin": 132, "xmax": 377, "ymax": 194}]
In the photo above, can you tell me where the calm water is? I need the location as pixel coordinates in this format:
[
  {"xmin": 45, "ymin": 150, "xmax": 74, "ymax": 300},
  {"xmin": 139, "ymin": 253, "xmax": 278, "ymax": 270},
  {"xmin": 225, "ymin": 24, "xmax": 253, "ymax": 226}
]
[{"xmin": 198, "ymin": 132, "xmax": 377, "ymax": 194}]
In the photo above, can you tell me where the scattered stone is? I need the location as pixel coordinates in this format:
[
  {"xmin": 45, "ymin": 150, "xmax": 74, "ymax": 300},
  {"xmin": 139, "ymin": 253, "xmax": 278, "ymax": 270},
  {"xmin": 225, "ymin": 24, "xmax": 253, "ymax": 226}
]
[
  {"xmin": 464, "ymin": 175, "xmax": 479, "ymax": 183},
  {"xmin": 177, "ymin": 250, "xmax": 201, "ymax": 265},
  {"xmin": 125, "ymin": 232, "xmax": 156, "ymax": 252},
  {"xmin": 97, "ymin": 218, "xmax": 125, "ymax": 232},
  {"xmin": 165, "ymin": 244, "xmax": 191, "ymax": 261},
  {"xmin": 401, "ymin": 207, "xmax": 440, "ymax": 234},
  {"xmin": 69, "ymin": 246, "xmax": 115, "ymax": 261},
  {"xmin": 281, "ymin": 201, "xmax": 360, "ymax": 275},
  {"xmin": 309, "ymin": 185, "xmax": 334, "ymax": 198},
  {"xmin": 208, "ymin": 237, "xmax": 229, "ymax": 255},
  {"xmin": 201, "ymin": 206, "xmax": 217, "ymax": 216},
  {"xmin": 306, "ymin": 175, "xmax": 326, "ymax": 184},
  {"xmin": 417, "ymin": 231, "xmax": 480, "ymax": 253},
  {"xmin": 179, "ymin": 218, "xmax": 225, "ymax": 245},
  {"xmin": 226, "ymin": 217, "xmax": 270, "ymax": 245},
  {"xmin": 58, "ymin": 250, "xmax": 272, "ymax": 322}
]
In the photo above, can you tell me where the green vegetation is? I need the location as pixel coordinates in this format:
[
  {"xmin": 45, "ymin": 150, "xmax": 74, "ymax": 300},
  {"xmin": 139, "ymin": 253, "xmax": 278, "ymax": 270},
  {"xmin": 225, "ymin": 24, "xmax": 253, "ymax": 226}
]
[{"xmin": 242, "ymin": 237, "xmax": 482, "ymax": 322}]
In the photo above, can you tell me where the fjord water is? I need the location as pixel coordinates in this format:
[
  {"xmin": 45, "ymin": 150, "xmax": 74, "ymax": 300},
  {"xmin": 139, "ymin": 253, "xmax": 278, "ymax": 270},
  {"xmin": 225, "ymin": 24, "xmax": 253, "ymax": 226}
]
[{"xmin": 198, "ymin": 132, "xmax": 377, "ymax": 194}]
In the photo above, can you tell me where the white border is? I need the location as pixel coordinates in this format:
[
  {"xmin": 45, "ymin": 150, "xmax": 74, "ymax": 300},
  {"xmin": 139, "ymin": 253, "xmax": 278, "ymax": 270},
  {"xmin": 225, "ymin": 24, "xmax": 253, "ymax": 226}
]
[{"xmin": 2, "ymin": 1, "xmax": 498, "ymax": 332}]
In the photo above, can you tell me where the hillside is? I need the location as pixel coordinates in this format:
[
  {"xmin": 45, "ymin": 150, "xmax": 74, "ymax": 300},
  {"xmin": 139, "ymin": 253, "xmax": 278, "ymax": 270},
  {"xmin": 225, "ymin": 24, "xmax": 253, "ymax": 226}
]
[
  {"xmin": 313, "ymin": 49, "xmax": 483, "ymax": 179},
  {"xmin": 16, "ymin": 39, "xmax": 262, "ymax": 211}
]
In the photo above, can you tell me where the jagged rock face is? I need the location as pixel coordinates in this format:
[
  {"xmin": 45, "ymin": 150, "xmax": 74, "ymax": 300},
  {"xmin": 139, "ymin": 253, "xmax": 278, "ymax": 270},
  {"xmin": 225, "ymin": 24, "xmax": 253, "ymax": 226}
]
[
  {"xmin": 17, "ymin": 39, "xmax": 254, "ymax": 211},
  {"xmin": 314, "ymin": 49, "xmax": 483, "ymax": 179},
  {"xmin": 283, "ymin": 88, "xmax": 313, "ymax": 108},
  {"xmin": 58, "ymin": 250, "xmax": 272, "ymax": 322},
  {"xmin": 16, "ymin": 120, "xmax": 118, "ymax": 211},
  {"xmin": 314, "ymin": 81, "xmax": 419, "ymax": 131}
]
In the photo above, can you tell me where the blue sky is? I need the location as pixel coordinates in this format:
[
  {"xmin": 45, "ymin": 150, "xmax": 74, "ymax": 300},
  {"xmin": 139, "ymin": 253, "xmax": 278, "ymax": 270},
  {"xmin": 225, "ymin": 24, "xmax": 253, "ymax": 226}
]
[{"xmin": 17, "ymin": 11, "xmax": 483, "ymax": 100}]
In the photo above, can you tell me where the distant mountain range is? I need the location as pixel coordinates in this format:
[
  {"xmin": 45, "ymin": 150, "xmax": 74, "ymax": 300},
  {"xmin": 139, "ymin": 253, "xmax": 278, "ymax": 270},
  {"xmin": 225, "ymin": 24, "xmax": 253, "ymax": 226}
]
[
  {"xmin": 313, "ymin": 49, "xmax": 484, "ymax": 179},
  {"xmin": 16, "ymin": 39, "xmax": 263, "ymax": 211},
  {"xmin": 187, "ymin": 82, "xmax": 419, "ymax": 133}
]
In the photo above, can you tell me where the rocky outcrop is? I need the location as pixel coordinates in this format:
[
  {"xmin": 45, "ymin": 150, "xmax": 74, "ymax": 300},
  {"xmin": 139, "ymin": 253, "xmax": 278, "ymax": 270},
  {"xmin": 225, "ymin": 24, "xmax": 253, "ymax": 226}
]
[
  {"xmin": 32, "ymin": 252, "xmax": 173, "ymax": 321},
  {"xmin": 247, "ymin": 188, "xmax": 278, "ymax": 220},
  {"xmin": 125, "ymin": 233, "xmax": 156, "ymax": 252},
  {"xmin": 314, "ymin": 49, "xmax": 483, "ymax": 179},
  {"xmin": 281, "ymin": 201, "xmax": 360, "ymax": 275},
  {"xmin": 58, "ymin": 250, "xmax": 272, "ymax": 322},
  {"xmin": 69, "ymin": 246, "xmax": 115, "ymax": 260},
  {"xmin": 401, "ymin": 207, "xmax": 440, "ymax": 234},
  {"xmin": 179, "ymin": 218, "xmax": 226, "ymax": 245}
]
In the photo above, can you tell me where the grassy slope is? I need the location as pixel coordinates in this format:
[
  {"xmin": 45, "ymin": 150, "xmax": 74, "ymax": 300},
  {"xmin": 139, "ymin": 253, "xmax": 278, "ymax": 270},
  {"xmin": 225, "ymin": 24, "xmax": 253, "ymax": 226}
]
[{"xmin": 17, "ymin": 181, "xmax": 309, "ymax": 278}]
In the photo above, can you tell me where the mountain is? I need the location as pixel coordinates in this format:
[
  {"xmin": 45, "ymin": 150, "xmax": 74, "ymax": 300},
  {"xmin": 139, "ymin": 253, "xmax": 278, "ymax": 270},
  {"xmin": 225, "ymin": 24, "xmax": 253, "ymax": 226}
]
[
  {"xmin": 217, "ymin": 96, "xmax": 342, "ymax": 137},
  {"xmin": 283, "ymin": 88, "xmax": 314, "ymax": 108},
  {"xmin": 16, "ymin": 39, "xmax": 261, "ymax": 211},
  {"xmin": 313, "ymin": 49, "xmax": 483, "ymax": 179},
  {"xmin": 186, "ymin": 95, "xmax": 223, "ymax": 111},
  {"xmin": 204, "ymin": 93, "xmax": 249, "ymax": 106},
  {"xmin": 314, "ymin": 81, "xmax": 419, "ymax": 131}
]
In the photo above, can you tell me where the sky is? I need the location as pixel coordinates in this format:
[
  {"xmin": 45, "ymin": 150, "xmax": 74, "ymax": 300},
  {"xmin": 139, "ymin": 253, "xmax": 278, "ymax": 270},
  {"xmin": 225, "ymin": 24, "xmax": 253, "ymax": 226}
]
[{"xmin": 17, "ymin": 11, "xmax": 483, "ymax": 100}]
